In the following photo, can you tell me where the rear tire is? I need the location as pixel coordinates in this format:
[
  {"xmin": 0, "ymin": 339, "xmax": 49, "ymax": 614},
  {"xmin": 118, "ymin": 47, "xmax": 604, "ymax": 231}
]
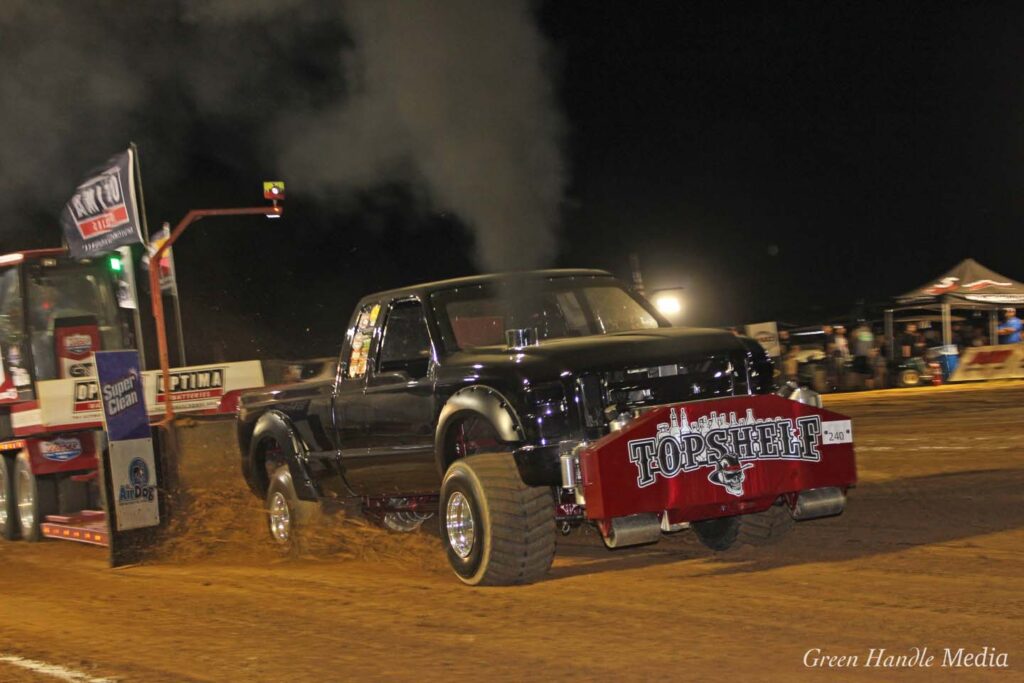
[
  {"xmin": 0, "ymin": 456, "xmax": 19, "ymax": 540},
  {"xmin": 265, "ymin": 465, "xmax": 321, "ymax": 552},
  {"xmin": 15, "ymin": 456, "xmax": 58, "ymax": 542},
  {"xmin": 692, "ymin": 502, "xmax": 795, "ymax": 552},
  {"xmin": 440, "ymin": 453, "xmax": 556, "ymax": 586},
  {"xmin": 692, "ymin": 516, "xmax": 739, "ymax": 551}
]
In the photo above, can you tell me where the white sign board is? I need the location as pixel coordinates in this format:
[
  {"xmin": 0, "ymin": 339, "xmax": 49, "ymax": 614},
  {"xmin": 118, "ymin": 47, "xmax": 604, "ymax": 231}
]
[
  {"xmin": 950, "ymin": 343, "xmax": 1024, "ymax": 382},
  {"xmin": 108, "ymin": 438, "xmax": 160, "ymax": 531},
  {"xmin": 745, "ymin": 321, "xmax": 781, "ymax": 357},
  {"xmin": 16, "ymin": 360, "xmax": 264, "ymax": 435}
]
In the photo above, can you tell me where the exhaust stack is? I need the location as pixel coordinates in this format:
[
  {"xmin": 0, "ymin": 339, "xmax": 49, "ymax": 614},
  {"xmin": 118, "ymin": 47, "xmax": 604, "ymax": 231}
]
[
  {"xmin": 792, "ymin": 487, "xmax": 847, "ymax": 520},
  {"xmin": 601, "ymin": 513, "xmax": 662, "ymax": 549}
]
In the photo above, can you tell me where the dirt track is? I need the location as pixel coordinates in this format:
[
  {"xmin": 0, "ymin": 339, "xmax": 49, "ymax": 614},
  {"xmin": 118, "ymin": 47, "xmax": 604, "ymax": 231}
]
[{"xmin": 1, "ymin": 383, "xmax": 1022, "ymax": 681}]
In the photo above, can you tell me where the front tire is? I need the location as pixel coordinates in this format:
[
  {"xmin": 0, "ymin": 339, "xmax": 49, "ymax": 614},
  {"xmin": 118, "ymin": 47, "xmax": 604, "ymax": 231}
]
[
  {"xmin": 440, "ymin": 453, "xmax": 556, "ymax": 586},
  {"xmin": 0, "ymin": 456, "xmax": 19, "ymax": 540},
  {"xmin": 265, "ymin": 466, "xmax": 321, "ymax": 552},
  {"xmin": 15, "ymin": 456, "xmax": 57, "ymax": 542}
]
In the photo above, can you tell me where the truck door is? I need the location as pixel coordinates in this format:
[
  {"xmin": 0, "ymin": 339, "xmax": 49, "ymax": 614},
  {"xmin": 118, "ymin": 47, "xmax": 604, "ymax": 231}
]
[
  {"xmin": 341, "ymin": 297, "xmax": 438, "ymax": 495},
  {"xmin": 323, "ymin": 301, "xmax": 381, "ymax": 493}
]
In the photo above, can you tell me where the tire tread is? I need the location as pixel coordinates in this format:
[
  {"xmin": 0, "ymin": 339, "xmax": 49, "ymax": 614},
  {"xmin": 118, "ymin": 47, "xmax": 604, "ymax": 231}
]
[{"xmin": 459, "ymin": 453, "xmax": 555, "ymax": 586}]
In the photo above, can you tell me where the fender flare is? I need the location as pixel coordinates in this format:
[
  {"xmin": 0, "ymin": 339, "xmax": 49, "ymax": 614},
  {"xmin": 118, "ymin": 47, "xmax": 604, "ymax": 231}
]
[
  {"xmin": 246, "ymin": 411, "xmax": 318, "ymax": 501},
  {"xmin": 434, "ymin": 385, "xmax": 525, "ymax": 477}
]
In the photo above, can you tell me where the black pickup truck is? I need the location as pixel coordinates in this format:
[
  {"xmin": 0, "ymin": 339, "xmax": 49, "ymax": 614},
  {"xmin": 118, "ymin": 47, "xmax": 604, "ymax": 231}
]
[{"xmin": 237, "ymin": 269, "xmax": 851, "ymax": 586}]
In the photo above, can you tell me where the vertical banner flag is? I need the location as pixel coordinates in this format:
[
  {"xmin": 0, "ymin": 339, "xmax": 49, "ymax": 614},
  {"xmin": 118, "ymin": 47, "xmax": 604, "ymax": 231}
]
[
  {"xmin": 95, "ymin": 350, "xmax": 160, "ymax": 531},
  {"xmin": 61, "ymin": 148, "xmax": 144, "ymax": 259},
  {"xmin": 141, "ymin": 223, "xmax": 177, "ymax": 293}
]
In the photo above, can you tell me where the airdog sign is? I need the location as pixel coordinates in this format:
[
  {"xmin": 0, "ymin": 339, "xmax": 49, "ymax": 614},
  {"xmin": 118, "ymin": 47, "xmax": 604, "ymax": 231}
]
[
  {"xmin": 95, "ymin": 350, "xmax": 159, "ymax": 531},
  {"xmin": 60, "ymin": 148, "xmax": 143, "ymax": 258}
]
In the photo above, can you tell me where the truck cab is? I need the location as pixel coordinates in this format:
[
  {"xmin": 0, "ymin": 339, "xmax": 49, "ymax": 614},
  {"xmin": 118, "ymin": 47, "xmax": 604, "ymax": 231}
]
[
  {"xmin": 0, "ymin": 249, "xmax": 135, "ymax": 406},
  {"xmin": 0, "ymin": 248, "xmax": 136, "ymax": 543}
]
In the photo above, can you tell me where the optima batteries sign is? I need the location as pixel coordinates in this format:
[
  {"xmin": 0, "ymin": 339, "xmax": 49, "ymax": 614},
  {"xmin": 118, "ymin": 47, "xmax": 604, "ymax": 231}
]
[
  {"xmin": 95, "ymin": 350, "xmax": 159, "ymax": 531},
  {"xmin": 155, "ymin": 367, "xmax": 226, "ymax": 410}
]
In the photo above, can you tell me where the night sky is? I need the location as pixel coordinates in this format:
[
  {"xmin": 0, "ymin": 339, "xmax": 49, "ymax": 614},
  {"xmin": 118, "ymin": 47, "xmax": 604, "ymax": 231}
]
[{"xmin": 2, "ymin": 1, "xmax": 1022, "ymax": 362}]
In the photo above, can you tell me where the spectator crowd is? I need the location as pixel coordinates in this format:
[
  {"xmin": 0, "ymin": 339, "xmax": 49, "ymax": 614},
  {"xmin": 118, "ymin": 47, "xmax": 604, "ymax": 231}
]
[{"xmin": 774, "ymin": 307, "xmax": 1023, "ymax": 392}]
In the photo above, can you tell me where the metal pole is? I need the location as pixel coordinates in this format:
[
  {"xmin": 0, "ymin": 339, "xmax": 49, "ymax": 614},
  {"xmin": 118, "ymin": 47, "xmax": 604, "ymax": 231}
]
[
  {"xmin": 118, "ymin": 245, "xmax": 147, "ymax": 370},
  {"xmin": 884, "ymin": 309, "xmax": 894, "ymax": 361},
  {"xmin": 130, "ymin": 142, "xmax": 151, "ymax": 244},
  {"xmin": 171, "ymin": 291, "xmax": 187, "ymax": 366},
  {"xmin": 989, "ymin": 309, "xmax": 998, "ymax": 346},
  {"xmin": 150, "ymin": 204, "xmax": 282, "ymax": 427},
  {"xmin": 128, "ymin": 143, "xmax": 150, "ymax": 369},
  {"xmin": 629, "ymin": 253, "xmax": 645, "ymax": 297},
  {"xmin": 941, "ymin": 302, "xmax": 952, "ymax": 349},
  {"xmin": 158, "ymin": 220, "xmax": 188, "ymax": 366}
]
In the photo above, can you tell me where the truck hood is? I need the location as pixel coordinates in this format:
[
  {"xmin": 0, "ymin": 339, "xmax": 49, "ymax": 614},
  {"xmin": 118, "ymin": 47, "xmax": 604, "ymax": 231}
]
[{"xmin": 442, "ymin": 327, "xmax": 755, "ymax": 380}]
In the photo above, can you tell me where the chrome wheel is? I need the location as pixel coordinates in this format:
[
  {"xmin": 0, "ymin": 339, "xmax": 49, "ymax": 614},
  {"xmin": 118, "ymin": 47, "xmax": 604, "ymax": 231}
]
[
  {"xmin": 446, "ymin": 491, "xmax": 476, "ymax": 559},
  {"xmin": 268, "ymin": 491, "xmax": 291, "ymax": 544},
  {"xmin": 16, "ymin": 468, "xmax": 34, "ymax": 533}
]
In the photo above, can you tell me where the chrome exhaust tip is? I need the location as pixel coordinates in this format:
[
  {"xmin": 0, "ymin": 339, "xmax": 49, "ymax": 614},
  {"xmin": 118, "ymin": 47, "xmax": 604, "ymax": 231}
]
[
  {"xmin": 776, "ymin": 380, "xmax": 822, "ymax": 408},
  {"xmin": 602, "ymin": 513, "xmax": 663, "ymax": 548},
  {"xmin": 792, "ymin": 487, "xmax": 846, "ymax": 521}
]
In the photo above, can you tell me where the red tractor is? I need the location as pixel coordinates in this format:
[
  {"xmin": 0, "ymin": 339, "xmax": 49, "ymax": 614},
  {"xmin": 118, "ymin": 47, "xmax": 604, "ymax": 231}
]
[{"xmin": 0, "ymin": 248, "xmax": 262, "ymax": 545}]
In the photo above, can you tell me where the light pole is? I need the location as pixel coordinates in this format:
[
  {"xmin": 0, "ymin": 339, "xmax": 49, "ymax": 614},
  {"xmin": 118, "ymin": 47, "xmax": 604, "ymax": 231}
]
[{"xmin": 149, "ymin": 189, "xmax": 284, "ymax": 427}]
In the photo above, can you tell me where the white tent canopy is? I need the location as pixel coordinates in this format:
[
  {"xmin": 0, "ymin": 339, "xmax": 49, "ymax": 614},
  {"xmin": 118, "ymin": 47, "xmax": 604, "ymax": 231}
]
[{"xmin": 886, "ymin": 258, "xmax": 1023, "ymax": 358}]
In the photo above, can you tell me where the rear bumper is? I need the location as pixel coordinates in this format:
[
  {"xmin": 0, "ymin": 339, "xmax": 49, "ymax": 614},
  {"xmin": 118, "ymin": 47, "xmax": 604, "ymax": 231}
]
[{"xmin": 575, "ymin": 393, "xmax": 857, "ymax": 525}]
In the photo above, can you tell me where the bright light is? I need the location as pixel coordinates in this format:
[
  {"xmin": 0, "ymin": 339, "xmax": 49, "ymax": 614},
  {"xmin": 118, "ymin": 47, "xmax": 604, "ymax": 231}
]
[
  {"xmin": 108, "ymin": 255, "xmax": 123, "ymax": 272},
  {"xmin": 654, "ymin": 294, "xmax": 682, "ymax": 316}
]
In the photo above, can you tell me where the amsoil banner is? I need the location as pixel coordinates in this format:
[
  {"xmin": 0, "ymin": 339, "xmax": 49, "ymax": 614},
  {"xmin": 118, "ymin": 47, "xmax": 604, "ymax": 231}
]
[
  {"xmin": 950, "ymin": 343, "xmax": 1024, "ymax": 382},
  {"xmin": 60, "ymin": 149, "xmax": 143, "ymax": 259}
]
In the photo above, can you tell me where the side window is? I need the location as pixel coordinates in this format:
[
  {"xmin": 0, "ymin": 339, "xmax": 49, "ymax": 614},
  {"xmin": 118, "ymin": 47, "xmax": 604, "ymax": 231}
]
[
  {"xmin": 378, "ymin": 300, "xmax": 432, "ymax": 379},
  {"xmin": 346, "ymin": 303, "xmax": 380, "ymax": 380}
]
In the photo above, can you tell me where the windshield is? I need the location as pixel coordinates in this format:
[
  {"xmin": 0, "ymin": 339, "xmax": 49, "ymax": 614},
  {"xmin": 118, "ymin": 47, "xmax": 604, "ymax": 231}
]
[
  {"xmin": 431, "ymin": 277, "xmax": 664, "ymax": 351},
  {"xmin": 26, "ymin": 263, "xmax": 126, "ymax": 380}
]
